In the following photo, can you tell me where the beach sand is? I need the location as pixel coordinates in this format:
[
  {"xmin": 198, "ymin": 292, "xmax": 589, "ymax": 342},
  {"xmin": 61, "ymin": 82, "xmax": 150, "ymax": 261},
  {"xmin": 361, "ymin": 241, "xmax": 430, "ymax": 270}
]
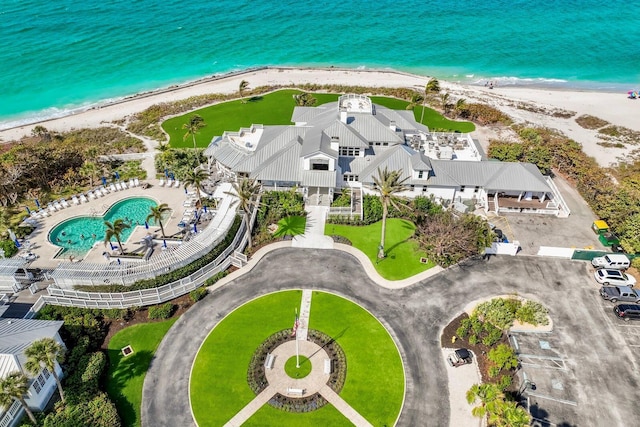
[{"xmin": 1, "ymin": 67, "xmax": 638, "ymax": 167}]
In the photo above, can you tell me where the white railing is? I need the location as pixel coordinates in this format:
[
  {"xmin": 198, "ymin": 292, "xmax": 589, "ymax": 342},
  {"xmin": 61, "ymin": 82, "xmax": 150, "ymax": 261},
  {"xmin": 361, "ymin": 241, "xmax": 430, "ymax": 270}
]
[
  {"xmin": 545, "ymin": 176, "xmax": 571, "ymax": 217},
  {"xmin": 23, "ymin": 193, "xmax": 259, "ymax": 317}
]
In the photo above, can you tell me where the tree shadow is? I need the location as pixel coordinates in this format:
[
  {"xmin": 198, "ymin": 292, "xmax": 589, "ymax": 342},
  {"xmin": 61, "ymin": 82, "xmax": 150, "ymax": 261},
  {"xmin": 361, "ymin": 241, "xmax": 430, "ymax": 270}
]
[
  {"xmin": 247, "ymin": 96, "xmax": 263, "ymax": 103},
  {"xmin": 273, "ymin": 216, "xmax": 306, "ymax": 237},
  {"xmin": 106, "ymin": 348, "xmax": 154, "ymax": 424}
]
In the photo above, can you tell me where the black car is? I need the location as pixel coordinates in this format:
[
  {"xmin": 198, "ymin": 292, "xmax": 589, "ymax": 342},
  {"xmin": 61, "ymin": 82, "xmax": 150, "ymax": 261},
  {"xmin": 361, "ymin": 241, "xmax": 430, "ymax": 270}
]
[
  {"xmin": 447, "ymin": 348, "xmax": 473, "ymax": 367},
  {"xmin": 614, "ymin": 304, "xmax": 640, "ymax": 322}
]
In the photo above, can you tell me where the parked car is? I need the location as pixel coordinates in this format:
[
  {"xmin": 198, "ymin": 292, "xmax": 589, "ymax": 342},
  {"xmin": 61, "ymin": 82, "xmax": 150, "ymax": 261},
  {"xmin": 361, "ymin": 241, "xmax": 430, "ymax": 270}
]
[
  {"xmin": 591, "ymin": 254, "xmax": 630, "ymax": 270},
  {"xmin": 613, "ymin": 304, "xmax": 640, "ymax": 322},
  {"xmin": 447, "ymin": 348, "xmax": 473, "ymax": 367},
  {"xmin": 594, "ymin": 269, "xmax": 637, "ymax": 287},
  {"xmin": 600, "ymin": 286, "xmax": 640, "ymax": 303}
]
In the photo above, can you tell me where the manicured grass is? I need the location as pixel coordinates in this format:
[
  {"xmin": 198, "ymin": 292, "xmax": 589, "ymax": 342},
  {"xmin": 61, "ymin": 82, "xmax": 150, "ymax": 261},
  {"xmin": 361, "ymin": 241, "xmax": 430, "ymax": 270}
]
[
  {"xmin": 162, "ymin": 90, "xmax": 472, "ymax": 147},
  {"xmin": 308, "ymin": 291, "xmax": 404, "ymax": 427},
  {"xmin": 244, "ymin": 402, "xmax": 351, "ymax": 426},
  {"xmin": 325, "ymin": 218, "xmax": 434, "ymax": 280},
  {"xmin": 106, "ymin": 318, "xmax": 177, "ymax": 427},
  {"xmin": 370, "ymin": 95, "xmax": 476, "ymax": 132},
  {"xmin": 190, "ymin": 290, "xmax": 303, "ymax": 426},
  {"xmin": 273, "ymin": 215, "xmax": 307, "ymax": 237},
  {"xmin": 190, "ymin": 291, "xmax": 404, "ymax": 427},
  {"xmin": 284, "ymin": 356, "xmax": 311, "ymax": 379}
]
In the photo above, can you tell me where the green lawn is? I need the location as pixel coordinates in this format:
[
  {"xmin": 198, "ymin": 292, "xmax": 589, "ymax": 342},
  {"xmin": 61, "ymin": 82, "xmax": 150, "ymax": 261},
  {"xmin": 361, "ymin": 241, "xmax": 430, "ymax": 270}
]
[
  {"xmin": 190, "ymin": 290, "xmax": 404, "ymax": 427},
  {"xmin": 325, "ymin": 218, "xmax": 434, "ymax": 280},
  {"xmin": 190, "ymin": 290, "xmax": 303, "ymax": 426},
  {"xmin": 106, "ymin": 318, "xmax": 177, "ymax": 427},
  {"xmin": 284, "ymin": 355, "xmax": 311, "ymax": 378},
  {"xmin": 308, "ymin": 291, "xmax": 404, "ymax": 427},
  {"xmin": 273, "ymin": 215, "xmax": 307, "ymax": 237},
  {"xmin": 162, "ymin": 90, "xmax": 472, "ymax": 147}
]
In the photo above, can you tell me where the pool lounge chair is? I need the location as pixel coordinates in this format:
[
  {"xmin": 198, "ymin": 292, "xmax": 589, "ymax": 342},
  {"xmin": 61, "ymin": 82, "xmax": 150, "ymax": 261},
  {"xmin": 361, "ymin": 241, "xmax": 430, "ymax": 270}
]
[
  {"xmin": 109, "ymin": 183, "xmax": 117, "ymax": 192},
  {"xmin": 122, "ymin": 181, "xmax": 129, "ymax": 189},
  {"xmin": 174, "ymin": 179, "xmax": 180, "ymax": 188},
  {"xmin": 72, "ymin": 195, "xmax": 80, "ymax": 205},
  {"xmin": 80, "ymin": 194, "xmax": 89, "ymax": 203},
  {"xmin": 166, "ymin": 179, "xmax": 173, "ymax": 187},
  {"xmin": 158, "ymin": 179, "xmax": 165, "ymax": 187},
  {"xmin": 88, "ymin": 191, "xmax": 97, "ymax": 200},
  {"xmin": 129, "ymin": 179, "xmax": 135, "ymax": 188},
  {"xmin": 115, "ymin": 183, "xmax": 123, "ymax": 191},
  {"xmin": 100, "ymin": 187, "xmax": 109, "ymax": 196},
  {"xmin": 61, "ymin": 199, "xmax": 70, "ymax": 208},
  {"xmin": 133, "ymin": 178, "xmax": 140, "ymax": 187},
  {"xmin": 48, "ymin": 203, "xmax": 57, "ymax": 213},
  {"xmin": 39, "ymin": 209, "xmax": 49, "ymax": 217}
]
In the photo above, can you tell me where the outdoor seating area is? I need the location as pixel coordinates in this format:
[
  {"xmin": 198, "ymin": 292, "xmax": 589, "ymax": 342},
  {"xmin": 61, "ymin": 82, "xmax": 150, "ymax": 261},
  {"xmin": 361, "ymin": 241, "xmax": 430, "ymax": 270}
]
[{"xmin": 29, "ymin": 178, "xmax": 143, "ymax": 220}]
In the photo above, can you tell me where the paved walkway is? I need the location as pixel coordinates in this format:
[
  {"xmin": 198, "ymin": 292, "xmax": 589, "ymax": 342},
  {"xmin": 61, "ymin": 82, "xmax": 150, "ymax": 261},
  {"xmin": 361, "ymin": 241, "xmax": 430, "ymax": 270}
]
[
  {"xmin": 292, "ymin": 206, "xmax": 334, "ymax": 249},
  {"xmin": 297, "ymin": 289, "xmax": 312, "ymax": 341},
  {"xmin": 320, "ymin": 385, "xmax": 373, "ymax": 427}
]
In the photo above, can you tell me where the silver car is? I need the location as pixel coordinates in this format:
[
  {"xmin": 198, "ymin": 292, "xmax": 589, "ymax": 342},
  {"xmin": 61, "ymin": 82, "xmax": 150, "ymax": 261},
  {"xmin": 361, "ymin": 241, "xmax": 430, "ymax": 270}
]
[{"xmin": 594, "ymin": 269, "xmax": 637, "ymax": 287}]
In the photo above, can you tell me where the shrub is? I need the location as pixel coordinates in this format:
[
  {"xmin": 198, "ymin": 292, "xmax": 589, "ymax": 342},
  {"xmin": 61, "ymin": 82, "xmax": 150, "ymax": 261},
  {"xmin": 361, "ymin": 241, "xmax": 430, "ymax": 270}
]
[
  {"xmin": 475, "ymin": 298, "xmax": 521, "ymax": 330},
  {"xmin": 456, "ymin": 317, "xmax": 472, "ymax": 338},
  {"xmin": 44, "ymin": 392, "xmax": 120, "ymax": 427},
  {"xmin": 204, "ymin": 270, "xmax": 228, "ymax": 286},
  {"xmin": 148, "ymin": 303, "xmax": 174, "ymax": 320},
  {"xmin": 0, "ymin": 239, "xmax": 18, "ymax": 258},
  {"xmin": 331, "ymin": 189, "xmax": 351, "ymax": 207},
  {"xmin": 515, "ymin": 300, "xmax": 549, "ymax": 326},
  {"xmin": 487, "ymin": 344, "xmax": 518, "ymax": 377},
  {"xmin": 481, "ymin": 322, "xmax": 503, "ymax": 347},
  {"xmin": 189, "ymin": 287, "xmax": 208, "ymax": 302}
]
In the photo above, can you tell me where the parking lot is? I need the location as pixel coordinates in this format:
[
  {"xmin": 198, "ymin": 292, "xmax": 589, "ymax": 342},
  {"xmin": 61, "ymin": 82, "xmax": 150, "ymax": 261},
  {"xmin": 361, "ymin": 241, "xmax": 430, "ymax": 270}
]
[{"xmin": 487, "ymin": 175, "xmax": 605, "ymax": 255}]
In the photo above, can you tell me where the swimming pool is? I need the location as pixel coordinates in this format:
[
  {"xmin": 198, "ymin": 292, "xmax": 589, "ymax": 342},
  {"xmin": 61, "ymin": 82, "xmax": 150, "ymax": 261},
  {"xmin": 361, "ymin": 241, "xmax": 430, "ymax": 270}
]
[{"xmin": 49, "ymin": 197, "xmax": 158, "ymax": 258}]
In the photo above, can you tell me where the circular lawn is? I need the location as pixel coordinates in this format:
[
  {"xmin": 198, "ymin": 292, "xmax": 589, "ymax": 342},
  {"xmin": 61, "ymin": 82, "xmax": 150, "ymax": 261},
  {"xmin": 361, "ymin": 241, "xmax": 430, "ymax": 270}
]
[{"xmin": 190, "ymin": 290, "xmax": 404, "ymax": 426}]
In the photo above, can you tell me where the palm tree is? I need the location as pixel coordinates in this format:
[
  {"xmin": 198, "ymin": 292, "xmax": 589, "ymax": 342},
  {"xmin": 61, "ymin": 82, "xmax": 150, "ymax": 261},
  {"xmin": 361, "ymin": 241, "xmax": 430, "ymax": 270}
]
[
  {"xmin": 238, "ymin": 80, "xmax": 249, "ymax": 103},
  {"xmin": 78, "ymin": 161, "xmax": 100, "ymax": 187},
  {"xmin": 103, "ymin": 219, "xmax": 131, "ymax": 254},
  {"xmin": 466, "ymin": 383, "xmax": 504, "ymax": 419},
  {"xmin": 371, "ymin": 167, "xmax": 409, "ymax": 259},
  {"xmin": 440, "ymin": 92, "xmax": 451, "ymax": 115},
  {"xmin": 421, "ymin": 78, "xmax": 441, "ymax": 123},
  {"xmin": 496, "ymin": 400, "xmax": 530, "ymax": 427},
  {"xmin": 183, "ymin": 168, "xmax": 210, "ymax": 205},
  {"xmin": 454, "ymin": 98, "xmax": 467, "ymax": 118},
  {"xmin": 146, "ymin": 204, "xmax": 171, "ymax": 238},
  {"xmin": 24, "ymin": 337, "xmax": 66, "ymax": 404},
  {"xmin": 0, "ymin": 372, "xmax": 37, "ymax": 425},
  {"xmin": 294, "ymin": 92, "xmax": 317, "ymax": 106},
  {"xmin": 182, "ymin": 114, "xmax": 206, "ymax": 149},
  {"xmin": 407, "ymin": 93, "xmax": 424, "ymax": 111},
  {"xmin": 224, "ymin": 178, "xmax": 261, "ymax": 248}
]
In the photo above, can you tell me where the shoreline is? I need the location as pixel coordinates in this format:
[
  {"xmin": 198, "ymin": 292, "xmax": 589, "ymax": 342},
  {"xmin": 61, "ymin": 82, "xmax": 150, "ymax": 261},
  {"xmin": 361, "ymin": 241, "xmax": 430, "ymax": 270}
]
[
  {"xmin": 0, "ymin": 65, "xmax": 636, "ymax": 133},
  {"xmin": 1, "ymin": 66, "xmax": 639, "ymax": 168}
]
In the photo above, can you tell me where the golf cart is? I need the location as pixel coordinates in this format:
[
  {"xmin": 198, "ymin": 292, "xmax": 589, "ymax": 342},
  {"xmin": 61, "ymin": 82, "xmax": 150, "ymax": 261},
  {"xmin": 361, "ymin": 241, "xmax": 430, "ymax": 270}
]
[{"xmin": 447, "ymin": 348, "xmax": 473, "ymax": 367}]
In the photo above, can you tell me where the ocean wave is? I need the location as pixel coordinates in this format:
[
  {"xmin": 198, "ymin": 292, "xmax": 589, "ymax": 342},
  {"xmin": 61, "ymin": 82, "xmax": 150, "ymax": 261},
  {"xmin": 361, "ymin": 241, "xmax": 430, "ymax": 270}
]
[{"xmin": 469, "ymin": 76, "xmax": 568, "ymax": 86}]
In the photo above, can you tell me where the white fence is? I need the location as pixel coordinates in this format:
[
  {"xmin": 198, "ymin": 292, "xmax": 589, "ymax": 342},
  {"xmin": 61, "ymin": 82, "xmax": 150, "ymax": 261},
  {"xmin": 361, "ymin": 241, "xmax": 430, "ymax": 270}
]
[
  {"xmin": 545, "ymin": 177, "xmax": 571, "ymax": 218},
  {"xmin": 24, "ymin": 196, "xmax": 258, "ymax": 317}
]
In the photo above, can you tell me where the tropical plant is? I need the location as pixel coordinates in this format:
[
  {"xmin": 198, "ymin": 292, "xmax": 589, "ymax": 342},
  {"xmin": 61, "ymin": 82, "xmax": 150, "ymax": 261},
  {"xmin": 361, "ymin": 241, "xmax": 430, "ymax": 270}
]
[
  {"xmin": 454, "ymin": 98, "xmax": 467, "ymax": 118},
  {"xmin": 0, "ymin": 372, "xmax": 37, "ymax": 424},
  {"xmin": 422, "ymin": 78, "xmax": 441, "ymax": 122},
  {"xmin": 371, "ymin": 167, "xmax": 409, "ymax": 259},
  {"xmin": 24, "ymin": 337, "xmax": 66, "ymax": 403},
  {"xmin": 487, "ymin": 344, "xmax": 519, "ymax": 377},
  {"xmin": 225, "ymin": 178, "xmax": 261, "ymax": 248},
  {"xmin": 408, "ymin": 92, "xmax": 424, "ymax": 111},
  {"xmin": 103, "ymin": 219, "xmax": 131, "ymax": 254},
  {"xmin": 183, "ymin": 167, "xmax": 210, "ymax": 205},
  {"xmin": 294, "ymin": 92, "xmax": 317, "ymax": 106},
  {"xmin": 146, "ymin": 203, "xmax": 171, "ymax": 238},
  {"xmin": 78, "ymin": 161, "xmax": 101, "ymax": 187},
  {"xmin": 182, "ymin": 114, "xmax": 206, "ymax": 149},
  {"xmin": 238, "ymin": 80, "xmax": 249, "ymax": 102},
  {"xmin": 466, "ymin": 383, "xmax": 504, "ymax": 419},
  {"xmin": 440, "ymin": 92, "xmax": 451, "ymax": 114}
]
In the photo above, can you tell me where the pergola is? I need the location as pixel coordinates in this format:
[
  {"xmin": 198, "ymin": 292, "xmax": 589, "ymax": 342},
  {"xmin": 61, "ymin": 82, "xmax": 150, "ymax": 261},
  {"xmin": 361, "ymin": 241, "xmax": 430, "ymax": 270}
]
[{"xmin": 0, "ymin": 258, "xmax": 28, "ymax": 293}]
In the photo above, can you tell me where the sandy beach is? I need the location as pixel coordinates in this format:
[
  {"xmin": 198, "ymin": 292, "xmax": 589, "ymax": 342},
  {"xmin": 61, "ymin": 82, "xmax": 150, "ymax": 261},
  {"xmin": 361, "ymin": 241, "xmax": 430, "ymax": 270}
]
[{"xmin": 1, "ymin": 67, "xmax": 638, "ymax": 167}]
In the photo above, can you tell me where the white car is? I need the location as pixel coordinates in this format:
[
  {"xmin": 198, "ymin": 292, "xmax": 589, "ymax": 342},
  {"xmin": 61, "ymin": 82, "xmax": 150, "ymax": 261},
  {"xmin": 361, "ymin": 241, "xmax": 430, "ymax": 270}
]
[{"xmin": 594, "ymin": 269, "xmax": 637, "ymax": 287}]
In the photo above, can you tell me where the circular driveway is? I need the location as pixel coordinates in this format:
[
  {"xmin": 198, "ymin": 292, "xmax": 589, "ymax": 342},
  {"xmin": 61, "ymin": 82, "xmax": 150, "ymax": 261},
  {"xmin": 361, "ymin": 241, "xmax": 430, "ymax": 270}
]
[{"xmin": 142, "ymin": 247, "xmax": 635, "ymax": 426}]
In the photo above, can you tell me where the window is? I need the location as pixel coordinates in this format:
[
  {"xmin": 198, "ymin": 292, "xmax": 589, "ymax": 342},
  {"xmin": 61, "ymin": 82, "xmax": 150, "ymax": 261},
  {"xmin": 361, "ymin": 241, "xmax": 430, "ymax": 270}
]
[
  {"xmin": 418, "ymin": 171, "xmax": 424, "ymax": 179},
  {"xmin": 37, "ymin": 373, "xmax": 46, "ymax": 386},
  {"xmin": 42, "ymin": 368, "xmax": 50, "ymax": 379},
  {"xmin": 343, "ymin": 174, "xmax": 359, "ymax": 182},
  {"xmin": 422, "ymin": 186, "xmax": 428, "ymax": 192},
  {"xmin": 32, "ymin": 380, "xmax": 41, "ymax": 394},
  {"xmin": 460, "ymin": 186, "xmax": 466, "ymax": 192},
  {"xmin": 474, "ymin": 186, "xmax": 480, "ymax": 193},
  {"xmin": 312, "ymin": 163, "xmax": 329, "ymax": 171},
  {"xmin": 339, "ymin": 147, "xmax": 360, "ymax": 156}
]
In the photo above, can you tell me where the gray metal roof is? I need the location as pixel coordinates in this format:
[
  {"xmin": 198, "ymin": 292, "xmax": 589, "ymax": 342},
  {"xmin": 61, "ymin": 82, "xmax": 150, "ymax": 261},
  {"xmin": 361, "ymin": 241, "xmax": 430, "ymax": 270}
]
[
  {"xmin": 359, "ymin": 145, "xmax": 415, "ymax": 183},
  {"xmin": 301, "ymin": 170, "xmax": 338, "ymax": 187},
  {"xmin": 376, "ymin": 106, "xmax": 429, "ymax": 133},
  {"xmin": 348, "ymin": 114, "xmax": 403, "ymax": 144},
  {"xmin": 429, "ymin": 160, "xmax": 551, "ymax": 192},
  {"xmin": 250, "ymin": 140, "xmax": 302, "ymax": 183},
  {"xmin": 322, "ymin": 121, "xmax": 369, "ymax": 148},
  {"xmin": 0, "ymin": 318, "xmax": 64, "ymax": 369},
  {"xmin": 411, "ymin": 151, "xmax": 433, "ymax": 171},
  {"xmin": 292, "ymin": 103, "xmax": 336, "ymax": 123},
  {"xmin": 338, "ymin": 156, "xmax": 372, "ymax": 175},
  {"xmin": 235, "ymin": 127, "xmax": 305, "ymax": 173}
]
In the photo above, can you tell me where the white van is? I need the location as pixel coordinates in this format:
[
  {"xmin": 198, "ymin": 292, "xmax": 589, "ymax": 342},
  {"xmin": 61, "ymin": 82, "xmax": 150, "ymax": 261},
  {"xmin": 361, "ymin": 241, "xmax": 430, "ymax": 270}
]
[{"xmin": 591, "ymin": 254, "xmax": 631, "ymax": 270}]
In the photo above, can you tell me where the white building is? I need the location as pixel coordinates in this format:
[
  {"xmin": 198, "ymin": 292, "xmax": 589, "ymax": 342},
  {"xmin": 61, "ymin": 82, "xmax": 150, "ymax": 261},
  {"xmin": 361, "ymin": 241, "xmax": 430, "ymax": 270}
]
[
  {"xmin": 205, "ymin": 94, "xmax": 568, "ymax": 216},
  {"xmin": 0, "ymin": 319, "xmax": 65, "ymax": 427}
]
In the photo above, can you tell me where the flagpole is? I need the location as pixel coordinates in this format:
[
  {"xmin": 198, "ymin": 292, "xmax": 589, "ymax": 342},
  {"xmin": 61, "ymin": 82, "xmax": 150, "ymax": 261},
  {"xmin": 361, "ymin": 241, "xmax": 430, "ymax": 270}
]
[{"xmin": 295, "ymin": 308, "xmax": 300, "ymax": 368}]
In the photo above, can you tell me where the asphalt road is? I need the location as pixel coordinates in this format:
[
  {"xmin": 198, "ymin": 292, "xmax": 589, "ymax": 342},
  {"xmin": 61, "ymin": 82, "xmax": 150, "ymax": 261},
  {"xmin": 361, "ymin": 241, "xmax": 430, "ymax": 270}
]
[{"xmin": 142, "ymin": 249, "xmax": 640, "ymax": 426}]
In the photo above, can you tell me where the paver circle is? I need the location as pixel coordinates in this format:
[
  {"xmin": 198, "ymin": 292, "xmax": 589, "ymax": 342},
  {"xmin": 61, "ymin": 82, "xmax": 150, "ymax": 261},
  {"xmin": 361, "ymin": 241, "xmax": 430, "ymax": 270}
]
[{"xmin": 265, "ymin": 340, "xmax": 329, "ymax": 394}]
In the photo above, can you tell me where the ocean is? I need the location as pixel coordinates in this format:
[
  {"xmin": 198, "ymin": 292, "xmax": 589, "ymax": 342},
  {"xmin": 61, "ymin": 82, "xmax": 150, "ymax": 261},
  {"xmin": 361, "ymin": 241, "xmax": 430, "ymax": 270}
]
[{"xmin": 1, "ymin": 0, "xmax": 639, "ymax": 128}]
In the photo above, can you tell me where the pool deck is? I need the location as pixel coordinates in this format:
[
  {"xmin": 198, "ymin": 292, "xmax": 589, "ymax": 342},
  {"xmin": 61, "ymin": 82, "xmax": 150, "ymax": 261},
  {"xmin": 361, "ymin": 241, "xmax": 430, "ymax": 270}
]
[{"xmin": 22, "ymin": 180, "xmax": 196, "ymax": 270}]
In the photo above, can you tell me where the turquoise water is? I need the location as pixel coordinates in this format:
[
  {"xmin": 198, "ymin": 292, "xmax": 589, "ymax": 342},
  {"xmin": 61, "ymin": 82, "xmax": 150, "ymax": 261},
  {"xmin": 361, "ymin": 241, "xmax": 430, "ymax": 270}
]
[
  {"xmin": 1, "ymin": 0, "xmax": 639, "ymax": 127},
  {"xmin": 48, "ymin": 197, "xmax": 157, "ymax": 258}
]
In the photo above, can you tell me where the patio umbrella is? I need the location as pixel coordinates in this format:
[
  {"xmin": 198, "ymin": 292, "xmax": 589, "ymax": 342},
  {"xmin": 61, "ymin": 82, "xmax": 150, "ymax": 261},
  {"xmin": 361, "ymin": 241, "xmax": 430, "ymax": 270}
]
[
  {"xmin": 193, "ymin": 223, "xmax": 198, "ymax": 233},
  {"xmin": 117, "ymin": 258, "xmax": 121, "ymax": 265},
  {"xmin": 14, "ymin": 238, "xmax": 21, "ymax": 248},
  {"xmin": 25, "ymin": 206, "xmax": 31, "ymax": 215},
  {"xmin": 163, "ymin": 239, "xmax": 167, "ymax": 248},
  {"xmin": 204, "ymin": 205, "xmax": 207, "ymax": 213},
  {"xmin": 101, "ymin": 176, "xmax": 107, "ymax": 185},
  {"xmin": 110, "ymin": 243, "xmax": 116, "ymax": 251},
  {"xmin": 145, "ymin": 221, "xmax": 149, "ymax": 229},
  {"xmin": 35, "ymin": 199, "xmax": 40, "ymax": 209},
  {"xmin": 114, "ymin": 171, "xmax": 120, "ymax": 180},
  {"xmin": 165, "ymin": 169, "xmax": 169, "ymax": 178},
  {"xmin": 170, "ymin": 172, "xmax": 175, "ymax": 180}
]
